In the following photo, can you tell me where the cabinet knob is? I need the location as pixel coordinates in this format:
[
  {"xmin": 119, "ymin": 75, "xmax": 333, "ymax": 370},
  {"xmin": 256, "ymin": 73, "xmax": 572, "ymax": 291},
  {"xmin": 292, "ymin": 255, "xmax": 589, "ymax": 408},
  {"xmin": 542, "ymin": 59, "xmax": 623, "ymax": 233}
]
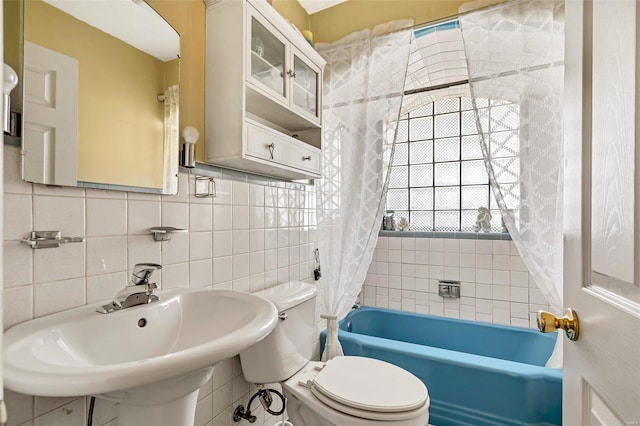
[
  {"xmin": 267, "ymin": 143, "xmax": 275, "ymax": 160},
  {"xmin": 287, "ymin": 69, "xmax": 297, "ymax": 78},
  {"xmin": 302, "ymin": 155, "xmax": 311, "ymax": 161}
]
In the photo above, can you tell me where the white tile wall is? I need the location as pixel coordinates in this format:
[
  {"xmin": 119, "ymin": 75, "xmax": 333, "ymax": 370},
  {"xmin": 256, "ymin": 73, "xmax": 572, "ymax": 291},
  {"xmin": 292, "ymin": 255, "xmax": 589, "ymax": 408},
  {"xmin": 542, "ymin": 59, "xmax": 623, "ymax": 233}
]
[
  {"xmin": 2, "ymin": 146, "xmax": 318, "ymax": 426},
  {"xmin": 3, "ymin": 141, "xmax": 551, "ymax": 425},
  {"xmin": 363, "ymin": 236, "xmax": 550, "ymax": 328}
]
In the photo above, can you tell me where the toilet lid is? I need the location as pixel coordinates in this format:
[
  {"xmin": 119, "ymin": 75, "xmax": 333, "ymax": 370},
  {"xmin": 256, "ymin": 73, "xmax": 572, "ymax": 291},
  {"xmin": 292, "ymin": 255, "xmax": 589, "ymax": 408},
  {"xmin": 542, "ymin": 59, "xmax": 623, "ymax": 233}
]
[{"xmin": 311, "ymin": 356, "xmax": 428, "ymax": 414}]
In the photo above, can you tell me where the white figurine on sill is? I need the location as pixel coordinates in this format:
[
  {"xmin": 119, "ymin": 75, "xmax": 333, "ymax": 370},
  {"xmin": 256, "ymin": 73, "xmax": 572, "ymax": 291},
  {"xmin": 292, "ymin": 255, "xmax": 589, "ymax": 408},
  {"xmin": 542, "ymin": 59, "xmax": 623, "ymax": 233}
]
[
  {"xmin": 397, "ymin": 217, "xmax": 410, "ymax": 231},
  {"xmin": 473, "ymin": 207, "xmax": 492, "ymax": 233}
]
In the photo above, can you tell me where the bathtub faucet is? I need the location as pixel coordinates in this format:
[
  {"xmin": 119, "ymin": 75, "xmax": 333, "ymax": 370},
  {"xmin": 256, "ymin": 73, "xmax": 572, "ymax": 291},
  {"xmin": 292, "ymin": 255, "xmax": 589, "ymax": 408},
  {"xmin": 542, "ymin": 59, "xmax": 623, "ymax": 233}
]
[{"xmin": 352, "ymin": 302, "xmax": 361, "ymax": 310}]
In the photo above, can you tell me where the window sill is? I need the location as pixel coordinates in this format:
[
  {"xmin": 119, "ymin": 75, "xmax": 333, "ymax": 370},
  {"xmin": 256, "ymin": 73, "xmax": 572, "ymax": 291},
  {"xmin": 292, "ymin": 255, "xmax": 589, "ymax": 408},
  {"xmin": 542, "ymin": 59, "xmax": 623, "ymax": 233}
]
[{"xmin": 378, "ymin": 230, "xmax": 512, "ymax": 240}]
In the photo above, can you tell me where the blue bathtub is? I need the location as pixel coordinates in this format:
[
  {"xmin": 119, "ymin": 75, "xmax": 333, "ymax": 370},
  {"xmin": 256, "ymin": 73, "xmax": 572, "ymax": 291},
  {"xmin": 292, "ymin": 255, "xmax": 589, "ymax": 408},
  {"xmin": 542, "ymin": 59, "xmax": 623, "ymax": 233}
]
[{"xmin": 320, "ymin": 307, "xmax": 562, "ymax": 426}]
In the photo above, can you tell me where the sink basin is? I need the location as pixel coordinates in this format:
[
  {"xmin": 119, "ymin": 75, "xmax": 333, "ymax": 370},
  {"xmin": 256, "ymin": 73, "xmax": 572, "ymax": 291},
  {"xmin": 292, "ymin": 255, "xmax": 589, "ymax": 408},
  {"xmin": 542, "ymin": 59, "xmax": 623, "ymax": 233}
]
[{"xmin": 3, "ymin": 288, "xmax": 278, "ymax": 424}]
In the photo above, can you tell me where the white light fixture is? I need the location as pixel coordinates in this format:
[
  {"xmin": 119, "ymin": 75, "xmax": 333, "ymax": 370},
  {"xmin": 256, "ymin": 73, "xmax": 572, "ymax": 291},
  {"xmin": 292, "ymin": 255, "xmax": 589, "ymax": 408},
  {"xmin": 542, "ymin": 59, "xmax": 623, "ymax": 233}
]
[
  {"xmin": 180, "ymin": 126, "xmax": 199, "ymax": 168},
  {"xmin": 3, "ymin": 64, "xmax": 18, "ymax": 134}
]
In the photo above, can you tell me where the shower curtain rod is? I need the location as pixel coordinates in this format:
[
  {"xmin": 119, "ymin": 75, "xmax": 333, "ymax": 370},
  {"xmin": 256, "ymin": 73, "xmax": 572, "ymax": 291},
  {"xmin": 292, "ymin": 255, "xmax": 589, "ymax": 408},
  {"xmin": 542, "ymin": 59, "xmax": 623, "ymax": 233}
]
[
  {"xmin": 404, "ymin": 79, "xmax": 469, "ymax": 96},
  {"xmin": 325, "ymin": 57, "xmax": 563, "ymax": 108},
  {"xmin": 404, "ymin": 60, "xmax": 564, "ymax": 97}
]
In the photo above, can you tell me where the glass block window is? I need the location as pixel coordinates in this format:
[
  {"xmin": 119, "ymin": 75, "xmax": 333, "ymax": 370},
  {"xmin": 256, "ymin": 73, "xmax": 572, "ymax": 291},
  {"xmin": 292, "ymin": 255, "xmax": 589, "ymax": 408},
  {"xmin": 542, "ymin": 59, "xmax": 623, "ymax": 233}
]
[{"xmin": 386, "ymin": 96, "xmax": 520, "ymax": 232}]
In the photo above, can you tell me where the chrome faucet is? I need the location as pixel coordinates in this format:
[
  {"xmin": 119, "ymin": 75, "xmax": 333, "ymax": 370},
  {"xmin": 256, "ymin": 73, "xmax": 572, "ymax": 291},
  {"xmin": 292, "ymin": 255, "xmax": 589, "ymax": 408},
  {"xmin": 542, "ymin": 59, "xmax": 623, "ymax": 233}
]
[{"xmin": 97, "ymin": 263, "xmax": 162, "ymax": 314}]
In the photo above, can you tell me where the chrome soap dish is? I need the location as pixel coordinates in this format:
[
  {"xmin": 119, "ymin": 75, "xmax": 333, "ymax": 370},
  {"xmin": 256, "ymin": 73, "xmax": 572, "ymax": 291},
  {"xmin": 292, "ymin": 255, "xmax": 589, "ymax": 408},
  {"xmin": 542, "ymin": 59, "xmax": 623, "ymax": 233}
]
[
  {"xmin": 149, "ymin": 226, "xmax": 188, "ymax": 242},
  {"xmin": 21, "ymin": 231, "xmax": 85, "ymax": 249}
]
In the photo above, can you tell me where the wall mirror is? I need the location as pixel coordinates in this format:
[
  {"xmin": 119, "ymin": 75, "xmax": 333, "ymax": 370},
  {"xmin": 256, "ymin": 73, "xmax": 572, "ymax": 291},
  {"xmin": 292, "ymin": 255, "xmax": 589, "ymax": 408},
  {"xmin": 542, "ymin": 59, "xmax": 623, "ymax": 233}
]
[{"xmin": 15, "ymin": 0, "xmax": 180, "ymax": 194}]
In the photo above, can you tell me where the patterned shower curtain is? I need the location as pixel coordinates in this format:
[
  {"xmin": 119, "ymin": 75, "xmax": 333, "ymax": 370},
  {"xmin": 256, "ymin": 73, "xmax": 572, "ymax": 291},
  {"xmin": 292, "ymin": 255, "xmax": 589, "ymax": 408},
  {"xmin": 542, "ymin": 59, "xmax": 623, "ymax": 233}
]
[
  {"xmin": 460, "ymin": 0, "xmax": 565, "ymax": 367},
  {"xmin": 315, "ymin": 21, "xmax": 414, "ymax": 360}
]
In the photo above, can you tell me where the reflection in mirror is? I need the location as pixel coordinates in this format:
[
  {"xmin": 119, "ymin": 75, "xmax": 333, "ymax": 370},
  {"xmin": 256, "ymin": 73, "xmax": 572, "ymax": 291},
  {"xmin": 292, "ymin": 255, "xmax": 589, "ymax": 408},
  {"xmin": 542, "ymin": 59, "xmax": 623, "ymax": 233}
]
[{"xmin": 21, "ymin": 0, "xmax": 180, "ymax": 194}]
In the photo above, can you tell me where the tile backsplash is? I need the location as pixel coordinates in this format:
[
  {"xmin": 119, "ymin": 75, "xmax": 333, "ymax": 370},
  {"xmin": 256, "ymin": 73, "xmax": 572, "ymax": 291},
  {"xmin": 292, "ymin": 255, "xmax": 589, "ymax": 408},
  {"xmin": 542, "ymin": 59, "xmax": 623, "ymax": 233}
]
[
  {"xmin": 362, "ymin": 235, "xmax": 549, "ymax": 328},
  {"xmin": 3, "ymin": 145, "xmax": 317, "ymax": 426}
]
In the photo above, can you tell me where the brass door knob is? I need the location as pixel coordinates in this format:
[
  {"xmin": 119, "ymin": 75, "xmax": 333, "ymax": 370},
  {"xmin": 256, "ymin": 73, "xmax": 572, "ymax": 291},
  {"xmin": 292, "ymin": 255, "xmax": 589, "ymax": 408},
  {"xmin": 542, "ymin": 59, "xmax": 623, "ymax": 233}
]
[{"xmin": 537, "ymin": 308, "xmax": 580, "ymax": 341}]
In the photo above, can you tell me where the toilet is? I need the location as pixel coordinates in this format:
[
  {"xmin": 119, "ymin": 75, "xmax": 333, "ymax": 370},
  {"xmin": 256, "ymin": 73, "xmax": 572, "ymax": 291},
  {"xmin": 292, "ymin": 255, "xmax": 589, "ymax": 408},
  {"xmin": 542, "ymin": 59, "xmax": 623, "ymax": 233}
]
[{"xmin": 239, "ymin": 282, "xmax": 429, "ymax": 426}]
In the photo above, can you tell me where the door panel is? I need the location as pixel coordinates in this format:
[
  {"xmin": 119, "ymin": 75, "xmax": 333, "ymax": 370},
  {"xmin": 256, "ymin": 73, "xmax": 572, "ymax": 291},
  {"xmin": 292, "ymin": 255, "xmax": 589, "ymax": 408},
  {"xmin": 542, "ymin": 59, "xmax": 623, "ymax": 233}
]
[
  {"xmin": 23, "ymin": 124, "xmax": 54, "ymax": 183},
  {"xmin": 586, "ymin": 383, "xmax": 627, "ymax": 426},
  {"xmin": 23, "ymin": 41, "xmax": 78, "ymax": 186},
  {"xmin": 564, "ymin": 0, "xmax": 640, "ymax": 424},
  {"xmin": 590, "ymin": 0, "xmax": 636, "ymax": 291}
]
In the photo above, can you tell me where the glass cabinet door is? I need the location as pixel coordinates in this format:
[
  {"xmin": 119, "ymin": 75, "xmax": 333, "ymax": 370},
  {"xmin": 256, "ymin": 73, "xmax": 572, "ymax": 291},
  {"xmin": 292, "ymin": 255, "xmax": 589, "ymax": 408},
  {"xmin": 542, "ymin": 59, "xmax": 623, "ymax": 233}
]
[
  {"xmin": 291, "ymin": 53, "xmax": 319, "ymax": 120},
  {"xmin": 250, "ymin": 16, "xmax": 286, "ymax": 98}
]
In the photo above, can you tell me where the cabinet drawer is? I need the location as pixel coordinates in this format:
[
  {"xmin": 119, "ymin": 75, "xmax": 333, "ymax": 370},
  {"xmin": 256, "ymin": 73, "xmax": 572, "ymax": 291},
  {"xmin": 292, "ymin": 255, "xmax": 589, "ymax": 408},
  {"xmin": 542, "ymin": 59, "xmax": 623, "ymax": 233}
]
[{"xmin": 245, "ymin": 121, "xmax": 320, "ymax": 176}]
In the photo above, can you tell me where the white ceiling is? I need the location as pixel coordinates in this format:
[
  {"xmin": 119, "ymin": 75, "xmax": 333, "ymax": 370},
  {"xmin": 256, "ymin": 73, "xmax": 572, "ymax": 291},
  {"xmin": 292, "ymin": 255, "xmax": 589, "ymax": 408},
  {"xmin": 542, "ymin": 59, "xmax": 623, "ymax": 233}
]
[
  {"xmin": 297, "ymin": 0, "xmax": 348, "ymax": 14},
  {"xmin": 43, "ymin": 0, "xmax": 179, "ymax": 62}
]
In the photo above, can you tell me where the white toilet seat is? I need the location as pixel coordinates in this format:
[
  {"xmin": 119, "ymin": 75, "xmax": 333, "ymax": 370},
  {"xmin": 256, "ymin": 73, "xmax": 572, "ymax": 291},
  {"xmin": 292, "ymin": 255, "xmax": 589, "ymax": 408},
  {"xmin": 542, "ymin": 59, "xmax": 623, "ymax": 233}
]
[
  {"xmin": 284, "ymin": 357, "xmax": 429, "ymax": 422},
  {"xmin": 310, "ymin": 382, "xmax": 429, "ymax": 422}
]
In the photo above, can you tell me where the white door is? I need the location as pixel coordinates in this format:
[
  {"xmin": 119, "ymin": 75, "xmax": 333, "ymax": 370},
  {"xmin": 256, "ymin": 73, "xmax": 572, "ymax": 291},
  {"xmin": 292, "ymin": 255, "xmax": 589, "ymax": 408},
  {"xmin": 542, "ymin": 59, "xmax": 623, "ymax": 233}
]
[
  {"xmin": 0, "ymin": 5, "xmax": 4, "ymax": 420},
  {"xmin": 563, "ymin": 0, "xmax": 640, "ymax": 424},
  {"xmin": 22, "ymin": 41, "xmax": 78, "ymax": 186}
]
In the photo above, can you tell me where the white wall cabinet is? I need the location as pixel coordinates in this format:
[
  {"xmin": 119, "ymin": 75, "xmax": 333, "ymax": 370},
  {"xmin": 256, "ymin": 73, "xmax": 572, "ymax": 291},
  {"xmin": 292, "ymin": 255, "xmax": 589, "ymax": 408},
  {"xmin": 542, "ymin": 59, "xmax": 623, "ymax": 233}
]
[{"xmin": 205, "ymin": 0, "xmax": 325, "ymax": 180}]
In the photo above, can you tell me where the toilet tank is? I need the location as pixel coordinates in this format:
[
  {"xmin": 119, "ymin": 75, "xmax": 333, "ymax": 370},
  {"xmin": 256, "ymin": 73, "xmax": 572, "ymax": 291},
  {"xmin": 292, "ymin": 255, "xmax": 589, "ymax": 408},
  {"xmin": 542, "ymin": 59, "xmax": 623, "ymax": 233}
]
[{"xmin": 239, "ymin": 281, "xmax": 317, "ymax": 384}]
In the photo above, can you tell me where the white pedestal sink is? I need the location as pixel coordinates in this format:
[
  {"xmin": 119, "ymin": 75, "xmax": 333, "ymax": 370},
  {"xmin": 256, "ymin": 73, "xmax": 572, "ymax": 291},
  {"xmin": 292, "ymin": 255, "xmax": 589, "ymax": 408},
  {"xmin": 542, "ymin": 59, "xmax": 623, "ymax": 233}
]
[
  {"xmin": 100, "ymin": 365, "xmax": 215, "ymax": 425},
  {"xmin": 3, "ymin": 288, "xmax": 278, "ymax": 426}
]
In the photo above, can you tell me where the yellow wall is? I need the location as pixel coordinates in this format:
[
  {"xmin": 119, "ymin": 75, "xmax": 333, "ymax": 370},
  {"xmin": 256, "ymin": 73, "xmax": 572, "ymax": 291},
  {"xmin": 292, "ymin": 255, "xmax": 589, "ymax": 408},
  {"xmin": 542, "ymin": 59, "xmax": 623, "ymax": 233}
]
[
  {"xmin": 310, "ymin": 0, "xmax": 467, "ymax": 44},
  {"xmin": 272, "ymin": 0, "xmax": 310, "ymax": 32},
  {"xmin": 147, "ymin": 0, "xmax": 206, "ymax": 161},
  {"xmin": 165, "ymin": 58, "xmax": 180, "ymax": 88},
  {"xmin": 25, "ymin": 0, "xmax": 166, "ymax": 189}
]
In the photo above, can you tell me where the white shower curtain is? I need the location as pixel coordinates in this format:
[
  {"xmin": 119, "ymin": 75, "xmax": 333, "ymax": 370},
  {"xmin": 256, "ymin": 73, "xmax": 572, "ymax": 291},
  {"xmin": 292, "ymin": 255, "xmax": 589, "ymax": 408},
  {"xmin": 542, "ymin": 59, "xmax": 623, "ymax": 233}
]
[
  {"xmin": 460, "ymin": 0, "xmax": 565, "ymax": 367},
  {"xmin": 163, "ymin": 84, "xmax": 179, "ymax": 194},
  {"xmin": 315, "ymin": 21, "xmax": 414, "ymax": 361}
]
